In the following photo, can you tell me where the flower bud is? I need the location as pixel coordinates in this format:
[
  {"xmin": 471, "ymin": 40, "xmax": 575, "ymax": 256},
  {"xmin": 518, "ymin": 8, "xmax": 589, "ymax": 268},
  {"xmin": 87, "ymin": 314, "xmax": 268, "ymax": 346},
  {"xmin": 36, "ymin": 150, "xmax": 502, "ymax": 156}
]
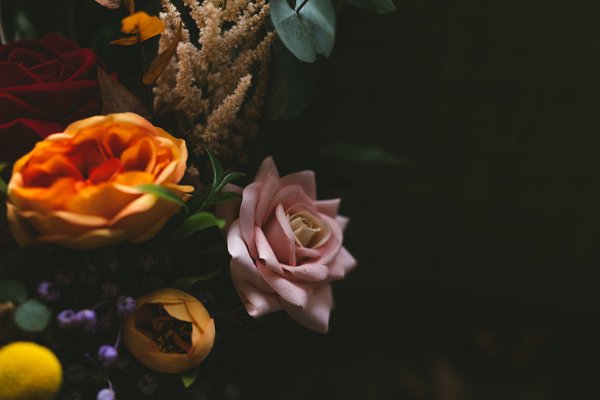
[
  {"xmin": 57, "ymin": 309, "xmax": 77, "ymax": 329},
  {"xmin": 98, "ymin": 345, "xmax": 118, "ymax": 367},
  {"xmin": 117, "ymin": 296, "xmax": 135, "ymax": 316},
  {"xmin": 38, "ymin": 281, "xmax": 60, "ymax": 302},
  {"xmin": 76, "ymin": 309, "xmax": 97, "ymax": 331},
  {"xmin": 97, "ymin": 388, "xmax": 115, "ymax": 400}
]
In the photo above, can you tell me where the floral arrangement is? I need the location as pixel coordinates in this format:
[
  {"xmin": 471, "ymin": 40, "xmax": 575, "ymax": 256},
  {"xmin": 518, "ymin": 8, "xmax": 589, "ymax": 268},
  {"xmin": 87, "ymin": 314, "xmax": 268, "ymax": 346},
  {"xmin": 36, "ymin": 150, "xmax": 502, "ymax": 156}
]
[{"xmin": 0, "ymin": 0, "xmax": 394, "ymax": 398}]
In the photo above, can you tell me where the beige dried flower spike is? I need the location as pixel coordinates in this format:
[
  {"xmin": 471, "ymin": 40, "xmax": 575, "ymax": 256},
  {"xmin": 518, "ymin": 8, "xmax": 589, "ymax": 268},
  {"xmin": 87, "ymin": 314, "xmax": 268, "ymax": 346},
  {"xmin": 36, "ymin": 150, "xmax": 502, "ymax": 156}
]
[{"xmin": 154, "ymin": 0, "xmax": 274, "ymax": 163}]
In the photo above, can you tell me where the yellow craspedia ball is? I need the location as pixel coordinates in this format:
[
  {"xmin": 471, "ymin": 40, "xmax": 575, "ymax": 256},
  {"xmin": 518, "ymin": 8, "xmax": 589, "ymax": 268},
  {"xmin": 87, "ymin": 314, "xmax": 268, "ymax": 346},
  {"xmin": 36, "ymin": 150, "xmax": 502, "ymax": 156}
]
[{"xmin": 0, "ymin": 342, "xmax": 62, "ymax": 400}]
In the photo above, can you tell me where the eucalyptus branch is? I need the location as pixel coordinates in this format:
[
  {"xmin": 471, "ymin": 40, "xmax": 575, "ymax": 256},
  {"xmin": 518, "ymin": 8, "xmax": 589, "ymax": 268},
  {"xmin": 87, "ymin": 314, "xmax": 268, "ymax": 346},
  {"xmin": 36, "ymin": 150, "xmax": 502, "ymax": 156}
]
[
  {"xmin": 0, "ymin": 0, "xmax": 7, "ymax": 45},
  {"xmin": 296, "ymin": 0, "xmax": 310, "ymax": 14}
]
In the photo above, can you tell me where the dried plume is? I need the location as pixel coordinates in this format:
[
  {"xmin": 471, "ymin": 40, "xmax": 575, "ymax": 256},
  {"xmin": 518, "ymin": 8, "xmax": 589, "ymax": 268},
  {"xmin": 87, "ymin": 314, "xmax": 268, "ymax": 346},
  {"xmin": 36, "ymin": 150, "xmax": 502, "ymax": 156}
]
[{"xmin": 154, "ymin": 0, "xmax": 274, "ymax": 162}]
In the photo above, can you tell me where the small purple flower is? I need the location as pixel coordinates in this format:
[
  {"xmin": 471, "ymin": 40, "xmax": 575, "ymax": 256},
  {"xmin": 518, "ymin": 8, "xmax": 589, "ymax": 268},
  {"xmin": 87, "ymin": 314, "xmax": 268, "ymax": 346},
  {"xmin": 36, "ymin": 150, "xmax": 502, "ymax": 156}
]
[
  {"xmin": 101, "ymin": 282, "xmax": 119, "ymax": 299},
  {"xmin": 37, "ymin": 281, "xmax": 60, "ymax": 302},
  {"xmin": 76, "ymin": 309, "xmax": 97, "ymax": 331},
  {"xmin": 98, "ymin": 345, "xmax": 118, "ymax": 367},
  {"xmin": 117, "ymin": 296, "xmax": 136, "ymax": 316},
  {"xmin": 57, "ymin": 309, "xmax": 77, "ymax": 329},
  {"xmin": 97, "ymin": 388, "xmax": 115, "ymax": 400}
]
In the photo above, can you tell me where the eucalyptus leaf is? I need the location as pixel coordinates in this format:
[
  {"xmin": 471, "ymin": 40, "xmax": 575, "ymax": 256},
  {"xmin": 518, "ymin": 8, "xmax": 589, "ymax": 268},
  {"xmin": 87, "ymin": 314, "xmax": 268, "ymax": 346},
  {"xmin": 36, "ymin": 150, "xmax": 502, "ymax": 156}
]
[
  {"xmin": 14, "ymin": 299, "xmax": 51, "ymax": 332},
  {"xmin": 136, "ymin": 184, "xmax": 188, "ymax": 212},
  {"xmin": 180, "ymin": 368, "xmax": 199, "ymax": 388},
  {"xmin": 171, "ymin": 212, "xmax": 225, "ymax": 241},
  {"xmin": 0, "ymin": 280, "xmax": 28, "ymax": 304},
  {"xmin": 270, "ymin": 0, "xmax": 336, "ymax": 63},
  {"xmin": 345, "ymin": 0, "xmax": 396, "ymax": 13}
]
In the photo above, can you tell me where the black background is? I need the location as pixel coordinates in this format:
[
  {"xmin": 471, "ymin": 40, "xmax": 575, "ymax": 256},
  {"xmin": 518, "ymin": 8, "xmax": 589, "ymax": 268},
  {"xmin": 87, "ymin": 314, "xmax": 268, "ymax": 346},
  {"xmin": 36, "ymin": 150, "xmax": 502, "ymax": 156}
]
[{"xmin": 237, "ymin": 1, "xmax": 600, "ymax": 399}]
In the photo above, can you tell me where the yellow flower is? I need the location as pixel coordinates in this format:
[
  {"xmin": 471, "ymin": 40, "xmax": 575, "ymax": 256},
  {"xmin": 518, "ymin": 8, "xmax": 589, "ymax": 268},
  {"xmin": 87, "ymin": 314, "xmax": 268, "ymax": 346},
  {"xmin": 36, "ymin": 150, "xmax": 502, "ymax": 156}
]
[
  {"xmin": 111, "ymin": 11, "xmax": 165, "ymax": 45},
  {"xmin": 122, "ymin": 288, "xmax": 216, "ymax": 374},
  {"xmin": 7, "ymin": 113, "xmax": 193, "ymax": 250},
  {"xmin": 0, "ymin": 342, "xmax": 62, "ymax": 400}
]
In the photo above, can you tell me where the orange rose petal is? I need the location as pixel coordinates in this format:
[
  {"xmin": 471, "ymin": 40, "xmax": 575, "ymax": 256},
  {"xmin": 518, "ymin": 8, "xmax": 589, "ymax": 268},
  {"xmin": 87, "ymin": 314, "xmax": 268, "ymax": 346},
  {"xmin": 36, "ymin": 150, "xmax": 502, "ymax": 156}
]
[
  {"xmin": 19, "ymin": 209, "xmax": 107, "ymax": 238},
  {"xmin": 121, "ymin": 136, "xmax": 157, "ymax": 173},
  {"xmin": 6, "ymin": 203, "xmax": 37, "ymax": 247},
  {"xmin": 37, "ymin": 228, "xmax": 128, "ymax": 250},
  {"xmin": 114, "ymin": 171, "xmax": 155, "ymax": 187},
  {"xmin": 130, "ymin": 215, "xmax": 170, "ymax": 243},
  {"xmin": 65, "ymin": 183, "xmax": 138, "ymax": 219},
  {"xmin": 89, "ymin": 159, "xmax": 124, "ymax": 184},
  {"xmin": 11, "ymin": 178, "xmax": 79, "ymax": 213},
  {"xmin": 7, "ymin": 113, "xmax": 190, "ymax": 249}
]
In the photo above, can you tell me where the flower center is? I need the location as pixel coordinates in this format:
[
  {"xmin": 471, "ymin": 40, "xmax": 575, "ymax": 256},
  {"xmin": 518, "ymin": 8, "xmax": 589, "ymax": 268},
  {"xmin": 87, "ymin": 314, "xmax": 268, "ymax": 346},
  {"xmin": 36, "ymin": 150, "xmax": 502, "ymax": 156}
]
[
  {"xmin": 287, "ymin": 210, "xmax": 330, "ymax": 249},
  {"xmin": 134, "ymin": 304, "xmax": 192, "ymax": 354}
]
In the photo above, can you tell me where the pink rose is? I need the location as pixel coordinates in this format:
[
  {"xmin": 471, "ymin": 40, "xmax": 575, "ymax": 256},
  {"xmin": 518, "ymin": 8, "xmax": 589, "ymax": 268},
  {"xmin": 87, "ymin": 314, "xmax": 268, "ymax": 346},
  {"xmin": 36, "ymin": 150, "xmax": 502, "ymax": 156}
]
[{"xmin": 219, "ymin": 157, "xmax": 357, "ymax": 333}]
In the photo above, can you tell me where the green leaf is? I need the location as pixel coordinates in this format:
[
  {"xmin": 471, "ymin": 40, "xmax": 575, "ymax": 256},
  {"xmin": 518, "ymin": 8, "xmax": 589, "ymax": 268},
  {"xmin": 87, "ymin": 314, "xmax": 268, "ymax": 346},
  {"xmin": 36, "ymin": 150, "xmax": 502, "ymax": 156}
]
[
  {"xmin": 0, "ymin": 280, "xmax": 28, "ymax": 304},
  {"xmin": 207, "ymin": 191, "xmax": 242, "ymax": 206},
  {"xmin": 206, "ymin": 149, "xmax": 223, "ymax": 183},
  {"xmin": 0, "ymin": 163, "xmax": 7, "ymax": 195},
  {"xmin": 345, "ymin": 0, "xmax": 396, "ymax": 13},
  {"xmin": 270, "ymin": 0, "xmax": 336, "ymax": 63},
  {"xmin": 180, "ymin": 368, "xmax": 199, "ymax": 388},
  {"xmin": 319, "ymin": 143, "xmax": 413, "ymax": 166},
  {"xmin": 215, "ymin": 172, "xmax": 245, "ymax": 193},
  {"xmin": 170, "ymin": 212, "xmax": 225, "ymax": 241},
  {"xmin": 14, "ymin": 299, "xmax": 51, "ymax": 332},
  {"xmin": 136, "ymin": 184, "xmax": 188, "ymax": 212},
  {"xmin": 174, "ymin": 269, "xmax": 222, "ymax": 291}
]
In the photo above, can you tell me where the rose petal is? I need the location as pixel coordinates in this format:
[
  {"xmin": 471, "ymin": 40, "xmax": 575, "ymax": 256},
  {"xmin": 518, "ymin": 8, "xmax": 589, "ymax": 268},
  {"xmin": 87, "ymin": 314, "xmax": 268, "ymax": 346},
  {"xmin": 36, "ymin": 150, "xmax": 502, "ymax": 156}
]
[
  {"xmin": 316, "ymin": 198, "xmax": 341, "ymax": 218},
  {"xmin": 254, "ymin": 156, "xmax": 280, "ymax": 182},
  {"xmin": 263, "ymin": 203, "xmax": 296, "ymax": 265},
  {"xmin": 280, "ymin": 170, "xmax": 317, "ymax": 200},
  {"xmin": 281, "ymin": 284, "xmax": 334, "ymax": 333},
  {"xmin": 328, "ymin": 246, "xmax": 357, "ymax": 281}
]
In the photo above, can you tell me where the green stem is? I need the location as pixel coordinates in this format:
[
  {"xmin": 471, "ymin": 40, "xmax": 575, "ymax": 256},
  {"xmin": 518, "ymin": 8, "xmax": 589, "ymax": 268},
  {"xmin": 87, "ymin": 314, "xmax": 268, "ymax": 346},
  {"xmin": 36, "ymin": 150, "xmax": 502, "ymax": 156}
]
[
  {"xmin": 296, "ymin": 0, "xmax": 310, "ymax": 13},
  {"xmin": 0, "ymin": 0, "xmax": 7, "ymax": 45}
]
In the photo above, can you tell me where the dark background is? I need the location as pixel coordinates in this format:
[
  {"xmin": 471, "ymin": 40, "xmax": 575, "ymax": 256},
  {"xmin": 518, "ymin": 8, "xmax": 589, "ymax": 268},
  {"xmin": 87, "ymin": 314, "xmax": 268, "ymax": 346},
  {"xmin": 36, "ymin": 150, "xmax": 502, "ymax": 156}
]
[
  {"xmin": 235, "ymin": 1, "xmax": 600, "ymax": 399},
  {"xmin": 6, "ymin": 0, "xmax": 600, "ymax": 398}
]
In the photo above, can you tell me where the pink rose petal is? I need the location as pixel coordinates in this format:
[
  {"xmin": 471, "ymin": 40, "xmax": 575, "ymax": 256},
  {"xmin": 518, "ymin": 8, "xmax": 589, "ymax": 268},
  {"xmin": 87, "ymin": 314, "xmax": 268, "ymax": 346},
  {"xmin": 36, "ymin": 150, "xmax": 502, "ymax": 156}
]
[
  {"xmin": 254, "ymin": 156, "xmax": 280, "ymax": 182},
  {"xmin": 328, "ymin": 246, "xmax": 358, "ymax": 281},
  {"xmin": 280, "ymin": 170, "xmax": 317, "ymax": 200},
  {"xmin": 281, "ymin": 284, "xmax": 334, "ymax": 334}
]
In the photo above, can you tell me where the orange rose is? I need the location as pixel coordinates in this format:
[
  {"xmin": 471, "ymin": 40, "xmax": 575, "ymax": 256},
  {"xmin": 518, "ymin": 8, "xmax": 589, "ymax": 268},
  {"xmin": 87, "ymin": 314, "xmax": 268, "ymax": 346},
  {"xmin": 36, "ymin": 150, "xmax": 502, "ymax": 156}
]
[
  {"xmin": 122, "ymin": 288, "xmax": 216, "ymax": 373},
  {"xmin": 6, "ymin": 113, "xmax": 192, "ymax": 249}
]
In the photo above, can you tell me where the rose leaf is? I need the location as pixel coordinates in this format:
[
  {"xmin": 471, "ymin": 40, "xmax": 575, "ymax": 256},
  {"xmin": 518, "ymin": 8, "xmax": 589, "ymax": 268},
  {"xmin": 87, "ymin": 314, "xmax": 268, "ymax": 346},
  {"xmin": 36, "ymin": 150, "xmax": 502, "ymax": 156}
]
[
  {"xmin": 270, "ymin": 0, "xmax": 336, "ymax": 63},
  {"xmin": 170, "ymin": 212, "xmax": 225, "ymax": 241},
  {"xmin": 136, "ymin": 184, "xmax": 188, "ymax": 212},
  {"xmin": 174, "ymin": 269, "xmax": 222, "ymax": 291},
  {"xmin": 97, "ymin": 68, "xmax": 151, "ymax": 117}
]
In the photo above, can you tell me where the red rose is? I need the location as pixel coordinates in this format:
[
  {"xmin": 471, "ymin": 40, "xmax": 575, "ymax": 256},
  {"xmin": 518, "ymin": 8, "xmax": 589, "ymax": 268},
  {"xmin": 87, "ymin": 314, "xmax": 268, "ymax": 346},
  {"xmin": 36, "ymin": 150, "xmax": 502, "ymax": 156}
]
[{"xmin": 0, "ymin": 33, "xmax": 101, "ymax": 163}]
